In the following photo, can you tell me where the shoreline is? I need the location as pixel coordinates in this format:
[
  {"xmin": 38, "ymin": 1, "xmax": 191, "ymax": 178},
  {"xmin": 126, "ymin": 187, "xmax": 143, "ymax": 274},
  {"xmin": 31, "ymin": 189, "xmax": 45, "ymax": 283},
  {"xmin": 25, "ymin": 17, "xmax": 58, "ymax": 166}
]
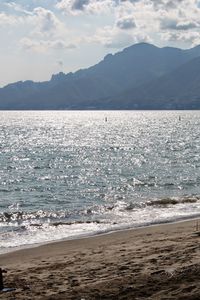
[
  {"xmin": 1, "ymin": 217, "xmax": 198, "ymax": 260},
  {"xmin": 1, "ymin": 214, "xmax": 200, "ymax": 257},
  {"xmin": 1, "ymin": 218, "xmax": 200, "ymax": 299}
]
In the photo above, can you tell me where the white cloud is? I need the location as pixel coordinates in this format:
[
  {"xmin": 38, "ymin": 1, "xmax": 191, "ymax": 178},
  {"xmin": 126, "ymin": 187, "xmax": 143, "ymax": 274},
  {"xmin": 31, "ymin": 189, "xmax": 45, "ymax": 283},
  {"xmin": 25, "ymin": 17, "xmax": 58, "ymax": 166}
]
[
  {"xmin": 31, "ymin": 7, "xmax": 64, "ymax": 36},
  {"xmin": 0, "ymin": 12, "xmax": 20, "ymax": 26},
  {"xmin": 4, "ymin": 1, "xmax": 33, "ymax": 15},
  {"xmin": 154, "ymin": 0, "xmax": 200, "ymax": 45},
  {"xmin": 15, "ymin": 6, "xmax": 72, "ymax": 54},
  {"xmin": 0, "ymin": 5, "xmax": 66, "ymax": 37},
  {"xmin": 71, "ymin": 0, "xmax": 90, "ymax": 11},
  {"xmin": 3, "ymin": 0, "xmax": 58, "ymax": 11},
  {"xmin": 150, "ymin": 0, "xmax": 186, "ymax": 11},
  {"xmin": 70, "ymin": 0, "xmax": 200, "ymax": 49},
  {"xmin": 56, "ymin": 0, "xmax": 117, "ymax": 15},
  {"xmin": 116, "ymin": 15, "xmax": 136, "ymax": 29},
  {"xmin": 90, "ymin": 25, "xmax": 151, "ymax": 48},
  {"xmin": 161, "ymin": 31, "xmax": 200, "ymax": 46},
  {"xmin": 20, "ymin": 37, "xmax": 76, "ymax": 52},
  {"xmin": 160, "ymin": 18, "xmax": 199, "ymax": 30}
]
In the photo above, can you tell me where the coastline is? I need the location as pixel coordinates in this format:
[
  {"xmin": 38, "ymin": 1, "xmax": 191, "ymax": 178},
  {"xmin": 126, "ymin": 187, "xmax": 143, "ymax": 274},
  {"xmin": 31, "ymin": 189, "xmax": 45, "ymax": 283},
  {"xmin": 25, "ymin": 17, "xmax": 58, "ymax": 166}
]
[
  {"xmin": 1, "ymin": 218, "xmax": 200, "ymax": 299},
  {"xmin": 2, "ymin": 213, "xmax": 200, "ymax": 256}
]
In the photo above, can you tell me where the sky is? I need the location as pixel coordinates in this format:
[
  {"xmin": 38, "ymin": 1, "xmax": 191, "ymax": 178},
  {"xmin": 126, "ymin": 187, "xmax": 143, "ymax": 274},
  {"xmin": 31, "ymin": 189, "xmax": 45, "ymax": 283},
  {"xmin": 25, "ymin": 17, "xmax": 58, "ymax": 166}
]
[{"xmin": 0, "ymin": 0, "xmax": 200, "ymax": 87}]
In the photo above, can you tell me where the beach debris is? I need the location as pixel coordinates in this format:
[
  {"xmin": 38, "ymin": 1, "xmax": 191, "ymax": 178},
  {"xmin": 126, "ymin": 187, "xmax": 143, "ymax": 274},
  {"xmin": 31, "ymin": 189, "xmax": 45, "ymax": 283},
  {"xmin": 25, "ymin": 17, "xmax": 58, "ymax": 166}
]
[
  {"xmin": 151, "ymin": 268, "xmax": 176, "ymax": 278},
  {"xmin": 0, "ymin": 268, "xmax": 15, "ymax": 293},
  {"xmin": 165, "ymin": 267, "xmax": 176, "ymax": 278},
  {"xmin": 0, "ymin": 268, "xmax": 5, "ymax": 290}
]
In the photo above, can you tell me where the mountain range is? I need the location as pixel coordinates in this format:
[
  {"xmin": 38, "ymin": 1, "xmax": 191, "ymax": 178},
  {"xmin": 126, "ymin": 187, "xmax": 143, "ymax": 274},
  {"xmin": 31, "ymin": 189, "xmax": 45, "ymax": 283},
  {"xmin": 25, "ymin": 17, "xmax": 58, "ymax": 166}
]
[{"xmin": 1, "ymin": 42, "xmax": 200, "ymax": 109}]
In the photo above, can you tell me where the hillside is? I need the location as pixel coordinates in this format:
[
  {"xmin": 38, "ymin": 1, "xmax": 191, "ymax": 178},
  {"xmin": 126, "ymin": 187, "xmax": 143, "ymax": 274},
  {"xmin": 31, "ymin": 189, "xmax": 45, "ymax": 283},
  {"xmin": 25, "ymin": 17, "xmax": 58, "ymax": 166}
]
[
  {"xmin": 0, "ymin": 43, "xmax": 200, "ymax": 109},
  {"xmin": 110, "ymin": 55, "xmax": 200, "ymax": 109}
]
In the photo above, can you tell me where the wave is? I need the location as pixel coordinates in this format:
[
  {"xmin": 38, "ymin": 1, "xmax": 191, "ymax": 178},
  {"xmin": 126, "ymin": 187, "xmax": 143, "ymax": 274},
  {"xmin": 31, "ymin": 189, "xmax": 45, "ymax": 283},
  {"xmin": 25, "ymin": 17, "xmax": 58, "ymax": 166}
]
[
  {"xmin": 0, "ymin": 189, "xmax": 10, "ymax": 193},
  {"xmin": 26, "ymin": 219, "xmax": 103, "ymax": 229},
  {"xmin": 0, "ymin": 210, "xmax": 70, "ymax": 223},
  {"xmin": 147, "ymin": 196, "xmax": 200, "ymax": 207},
  {"xmin": 1, "ymin": 195, "xmax": 200, "ymax": 226},
  {"xmin": 50, "ymin": 220, "xmax": 103, "ymax": 227}
]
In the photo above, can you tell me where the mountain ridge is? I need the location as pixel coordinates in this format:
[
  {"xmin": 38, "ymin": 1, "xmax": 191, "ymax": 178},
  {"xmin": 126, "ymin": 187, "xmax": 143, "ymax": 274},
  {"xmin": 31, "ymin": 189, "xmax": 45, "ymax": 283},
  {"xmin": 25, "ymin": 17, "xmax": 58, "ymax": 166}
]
[{"xmin": 1, "ymin": 42, "xmax": 200, "ymax": 109}]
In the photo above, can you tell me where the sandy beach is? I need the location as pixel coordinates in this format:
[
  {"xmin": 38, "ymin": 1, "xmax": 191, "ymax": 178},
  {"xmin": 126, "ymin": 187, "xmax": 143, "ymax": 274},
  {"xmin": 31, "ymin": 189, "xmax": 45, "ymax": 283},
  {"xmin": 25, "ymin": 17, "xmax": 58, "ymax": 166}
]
[{"xmin": 0, "ymin": 219, "xmax": 200, "ymax": 299}]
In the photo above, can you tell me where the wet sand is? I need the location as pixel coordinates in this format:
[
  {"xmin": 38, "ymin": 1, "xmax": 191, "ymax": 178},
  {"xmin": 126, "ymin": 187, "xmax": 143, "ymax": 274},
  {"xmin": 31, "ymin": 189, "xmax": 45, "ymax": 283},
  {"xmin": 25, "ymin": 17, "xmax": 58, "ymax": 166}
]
[{"xmin": 0, "ymin": 219, "xmax": 200, "ymax": 299}]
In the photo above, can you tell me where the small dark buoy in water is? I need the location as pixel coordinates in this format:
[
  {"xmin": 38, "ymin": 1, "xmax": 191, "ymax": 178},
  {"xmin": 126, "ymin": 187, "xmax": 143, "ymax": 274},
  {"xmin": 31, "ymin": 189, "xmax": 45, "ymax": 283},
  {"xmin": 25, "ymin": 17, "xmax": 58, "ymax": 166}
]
[
  {"xmin": 179, "ymin": 116, "xmax": 181, "ymax": 121},
  {"xmin": 105, "ymin": 117, "xmax": 107, "ymax": 122},
  {"xmin": 0, "ymin": 268, "xmax": 15, "ymax": 293}
]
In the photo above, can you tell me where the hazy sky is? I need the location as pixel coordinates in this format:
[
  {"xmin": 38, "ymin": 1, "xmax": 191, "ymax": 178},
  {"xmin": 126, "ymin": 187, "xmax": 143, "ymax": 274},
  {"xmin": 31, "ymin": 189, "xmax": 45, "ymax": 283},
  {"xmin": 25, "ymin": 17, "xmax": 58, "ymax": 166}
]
[{"xmin": 0, "ymin": 0, "xmax": 200, "ymax": 87}]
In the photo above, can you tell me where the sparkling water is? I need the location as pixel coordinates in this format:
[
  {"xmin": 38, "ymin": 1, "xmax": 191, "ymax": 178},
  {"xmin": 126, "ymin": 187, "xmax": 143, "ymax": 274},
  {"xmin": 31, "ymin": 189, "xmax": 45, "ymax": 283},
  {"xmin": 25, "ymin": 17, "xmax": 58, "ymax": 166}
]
[{"xmin": 1, "ymin": 111, "xmax": 200, "ymax": 253}]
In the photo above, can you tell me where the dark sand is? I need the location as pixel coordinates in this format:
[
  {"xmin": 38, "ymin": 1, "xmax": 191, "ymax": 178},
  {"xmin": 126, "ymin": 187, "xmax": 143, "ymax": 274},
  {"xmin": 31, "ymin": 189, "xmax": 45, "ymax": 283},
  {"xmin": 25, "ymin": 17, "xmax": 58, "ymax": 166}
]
[{"xmin": 0, "ymin": 219, "xmax": 200, "ymax": 299}]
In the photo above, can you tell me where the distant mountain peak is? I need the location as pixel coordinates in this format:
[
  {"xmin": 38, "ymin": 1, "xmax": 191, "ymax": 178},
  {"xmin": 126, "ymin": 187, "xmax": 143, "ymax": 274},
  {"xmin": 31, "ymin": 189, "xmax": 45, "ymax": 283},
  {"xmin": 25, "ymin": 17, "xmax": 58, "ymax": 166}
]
[
  {"xmin": 51, "ymin": 72, "xmax": 66, "ymax": 81},
  {"xmin": 124, "ymin": 42, "xmax": 158, "ymax": 51},
  {"xmin": 132, "ymin": 42, "xmax": 157, "ymax": 47}
]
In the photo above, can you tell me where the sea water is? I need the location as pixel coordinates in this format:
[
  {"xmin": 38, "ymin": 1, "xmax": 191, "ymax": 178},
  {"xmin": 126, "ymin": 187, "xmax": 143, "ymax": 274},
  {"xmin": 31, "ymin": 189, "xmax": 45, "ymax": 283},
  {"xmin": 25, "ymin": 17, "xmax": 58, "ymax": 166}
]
[{"xmin": 1, "ymin": 110, "xmax": 200, "ymax": 253}]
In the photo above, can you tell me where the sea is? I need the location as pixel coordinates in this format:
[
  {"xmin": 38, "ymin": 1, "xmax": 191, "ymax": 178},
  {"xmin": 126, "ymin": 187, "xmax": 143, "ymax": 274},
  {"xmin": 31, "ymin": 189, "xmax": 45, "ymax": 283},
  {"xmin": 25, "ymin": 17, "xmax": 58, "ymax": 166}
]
[{"xmin": 1, "ymin": 110, "xmax": 200, "ymax": 254}]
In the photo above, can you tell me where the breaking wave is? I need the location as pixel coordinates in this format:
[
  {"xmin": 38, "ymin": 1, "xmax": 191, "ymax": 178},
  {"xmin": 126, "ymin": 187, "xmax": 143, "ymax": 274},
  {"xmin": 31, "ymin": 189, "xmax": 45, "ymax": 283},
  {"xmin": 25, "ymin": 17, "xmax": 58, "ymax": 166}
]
[{"xmin": 147, "ymin": 196, "xmax": 200, "ymax": 207}]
